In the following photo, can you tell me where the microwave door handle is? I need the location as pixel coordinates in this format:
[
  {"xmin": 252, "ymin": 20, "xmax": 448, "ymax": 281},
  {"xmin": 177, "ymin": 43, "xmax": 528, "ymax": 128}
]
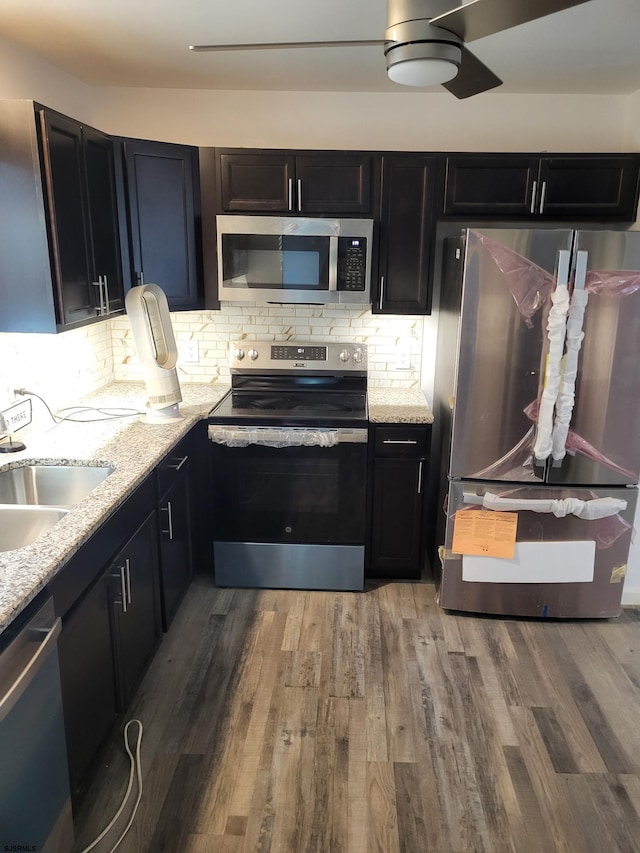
[{"xmin": 328, "ymin": 236, "xmax": 338, "ymax": 291}]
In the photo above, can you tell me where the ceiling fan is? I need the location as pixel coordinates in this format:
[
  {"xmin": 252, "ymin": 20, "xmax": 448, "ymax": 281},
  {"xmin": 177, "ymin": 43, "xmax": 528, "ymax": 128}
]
[{"xmin": 189, "ymin": 0, "xmax": 593, "ymax": 98}]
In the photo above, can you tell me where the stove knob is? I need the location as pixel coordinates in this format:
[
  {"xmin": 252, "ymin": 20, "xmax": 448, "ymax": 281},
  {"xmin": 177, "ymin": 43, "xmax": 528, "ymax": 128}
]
[
  {"xmin": 233, "ymin": 348, "xmax": 245, "ymax": 360},
  {"xmin": 339, "ymin": 349, "xmax": 351, "ymax": 362},
  {"xmin": 353, "ymin": 348, "xmax": 364, "ymax": 364},
  {"xmin": 248, "ymin": 348, "xmax": 259, "ymax": 361}
]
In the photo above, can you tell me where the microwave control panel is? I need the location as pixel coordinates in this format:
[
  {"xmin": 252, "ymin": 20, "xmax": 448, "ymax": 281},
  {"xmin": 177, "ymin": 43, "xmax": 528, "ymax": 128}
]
[{"xmin": 337, "ymin": 237, "xmax": 367, "ymax": 292}]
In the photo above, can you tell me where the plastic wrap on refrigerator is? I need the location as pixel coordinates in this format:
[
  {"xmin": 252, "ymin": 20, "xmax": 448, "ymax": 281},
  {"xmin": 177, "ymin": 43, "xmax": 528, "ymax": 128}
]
[{"xmin": 438, "ymin": 481, "xmax": 636, "ymax": 618}]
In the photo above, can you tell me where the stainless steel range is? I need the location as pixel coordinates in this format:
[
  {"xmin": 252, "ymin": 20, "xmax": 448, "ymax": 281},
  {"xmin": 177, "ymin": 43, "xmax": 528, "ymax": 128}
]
[{"xmin": 208, "ymin": 341, "xmax": 368, "ymax": 591}]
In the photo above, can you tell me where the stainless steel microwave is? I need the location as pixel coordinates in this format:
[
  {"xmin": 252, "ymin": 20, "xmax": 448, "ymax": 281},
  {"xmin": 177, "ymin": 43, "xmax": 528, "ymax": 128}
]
[{"xmin": 216, "ymin": 215, "xmax": 374, "ymax": 305}]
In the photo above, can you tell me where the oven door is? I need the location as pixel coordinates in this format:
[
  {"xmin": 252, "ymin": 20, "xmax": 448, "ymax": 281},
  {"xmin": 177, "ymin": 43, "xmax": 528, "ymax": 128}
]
[{"xmin": 208, "ymin": 425, "xmax": 368, "ymax": 590}]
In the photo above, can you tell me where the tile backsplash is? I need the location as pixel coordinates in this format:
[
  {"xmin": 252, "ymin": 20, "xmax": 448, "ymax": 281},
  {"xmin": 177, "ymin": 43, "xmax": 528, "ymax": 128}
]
[
  {"xmin": 111, "ymin": 304, "xmax": 424, "ymax": 388},
  {"xmin": 0, "ymin": 304, "xmax": 423, "ymax": 423},
  {"xmin": 0, "ymin": 322, "xmax": 113, "ymax": 415}
]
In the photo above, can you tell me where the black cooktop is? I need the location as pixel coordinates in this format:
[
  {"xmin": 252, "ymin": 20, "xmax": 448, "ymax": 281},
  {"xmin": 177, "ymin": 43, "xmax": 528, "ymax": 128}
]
[{"xmin": 209, "ymin": 388, "xmax": 368, "ymax": 427}]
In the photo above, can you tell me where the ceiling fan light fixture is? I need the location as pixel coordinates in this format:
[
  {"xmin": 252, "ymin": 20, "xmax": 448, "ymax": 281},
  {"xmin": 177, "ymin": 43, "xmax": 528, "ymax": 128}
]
[{"xmin": 385, "ymin": 40, "xmax": 461, "ymax": 88}]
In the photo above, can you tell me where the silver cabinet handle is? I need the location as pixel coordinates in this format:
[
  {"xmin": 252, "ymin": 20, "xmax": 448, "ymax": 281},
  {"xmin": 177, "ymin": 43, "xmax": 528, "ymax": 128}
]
[
  {"xmin": 288, "ymin": 177, "xmax": 293, "ymax": 211},
  {"xmin": 530, "ymin": 180, "xmax": 538, "ymax": 215},
  {"xmin": 0, "ymin": 617, "xmax": 61, "ymax": 724},
  {"xmin": 417, "ymin": 460, "xmax": 423, "ymax": 495},
  {"xmin": 167, "ymin": 455, "xmax": 188, "ymax": 471},
  {"xmin": 297, "ymin": 178, "xmax": 303, "ymax": 212},
  {"xmin": 113, "ymin": 565, "xmax": 127, "ymax": 613},
  {"xmin": 539, "ymin": 181, "xmax": 547, "ymax": 214},
  {"xmin": 103, "ymin": 274, "xmax": 111, "ymax": 315},
  {"xmin": 137, "ymin": 270, "xmax": 145, "ymax": 286},
  {"xmin": 92, "ymin": 277, "xmax": 106, "ymax": 315},
  {"xmin": 161, "ymin": 502, "xmax": 174, "ymax": 540},
  {"xmin": 383, "ymin": 439, "xmax": 418, "ymax": 445},
  {"xmin": 379, "ymin": 276, "xmax": 385, "ymax": 311},
  {"xmin": 125, "ymin": 557, "xmax": 132, "ymax": 606}
]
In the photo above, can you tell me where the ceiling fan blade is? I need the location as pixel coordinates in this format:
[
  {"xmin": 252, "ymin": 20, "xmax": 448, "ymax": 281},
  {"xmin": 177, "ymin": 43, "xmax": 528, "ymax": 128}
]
[
  {"xmin": 189, "ymin": 40, "xmax": 385, "ymax": 52},
  {"xmin": 432, "ymin": 0, "xmax": 593, "ymax": 43},
  {"xmin": 442, "ymin": 45, "xmax": 502, "ymax": 99}
]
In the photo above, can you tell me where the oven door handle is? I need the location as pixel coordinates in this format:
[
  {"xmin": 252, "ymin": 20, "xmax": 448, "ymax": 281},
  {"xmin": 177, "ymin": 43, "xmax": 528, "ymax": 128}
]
[{"xmin": 208, "ymin": 425, "xmax": 368, "ymax": 447}]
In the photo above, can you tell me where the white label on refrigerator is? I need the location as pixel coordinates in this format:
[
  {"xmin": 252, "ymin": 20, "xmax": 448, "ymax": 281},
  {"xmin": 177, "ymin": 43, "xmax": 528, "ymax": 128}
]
[{"xmin": 461, "ymin": 540, "xmax": 595, "ymax": 584}]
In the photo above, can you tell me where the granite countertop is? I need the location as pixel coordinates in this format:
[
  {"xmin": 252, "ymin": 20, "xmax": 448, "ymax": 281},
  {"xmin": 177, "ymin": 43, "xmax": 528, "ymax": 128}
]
[
  {"xmin": 368, "ymin": 388, "xmax": 434, "ymax": 424},
  {"xmin": 0, "ymin": 381, "xmax": 229, "ymax": 634},
  {"xmin": 0, "ymin": 380, "xmax": 431, "ymax": 633}
]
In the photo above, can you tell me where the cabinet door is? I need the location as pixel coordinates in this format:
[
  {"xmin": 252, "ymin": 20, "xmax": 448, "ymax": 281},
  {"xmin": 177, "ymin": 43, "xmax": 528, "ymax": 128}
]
[
  {"xmin": 377, "ymin": 155, "xmax": 436, "ymax": 314},
  {"xmin": 123, "ymin": 139, "xmax": 202, "ymax": 310},
  {"xmin": 83, "ymin": 126, "xmax": 125, "ymax": 315},
  {"xmin": 369, "ymin": 457, "xmax": 425, "ymax": 578},
  {"xmin": 158, "ymin": 467, "xmax": 193, "ymax": 630},
  {"xmin": 295, "ymin": 154, "xmax": 372, "ymax": 213},
  {"xmin": 38, "ymin": 109, "xmax": 96, "ymax": 326},
  {"xmin": 57, "ymin": 571, "xmax": 119, "ymax": 801},
  {"xmin": 219, "ymin": 151, "xmax": 295, "ymax": 212},
  {"xmin": 538, "ymin": 157, "xmax": 640, "ymax": 220},
  {"xmin": 442, "ymin": 155, "xmax": 539, "ymax": 217},
  {"xmin": 111, "ymin": 512, "xmax": 161, "ymax": 707}
]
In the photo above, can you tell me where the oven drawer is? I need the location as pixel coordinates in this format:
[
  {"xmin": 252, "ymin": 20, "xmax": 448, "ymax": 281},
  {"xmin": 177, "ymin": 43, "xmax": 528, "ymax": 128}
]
[{"xmin": 374, "ymin": 426, "xmax": 428, "ymax": 457}]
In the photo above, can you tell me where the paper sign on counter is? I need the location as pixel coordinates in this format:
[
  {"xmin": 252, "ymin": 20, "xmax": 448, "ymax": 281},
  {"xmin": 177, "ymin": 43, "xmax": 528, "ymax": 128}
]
[{"xmin": 452, "ymin": 510, "xmax": 518, "ymax": 559}]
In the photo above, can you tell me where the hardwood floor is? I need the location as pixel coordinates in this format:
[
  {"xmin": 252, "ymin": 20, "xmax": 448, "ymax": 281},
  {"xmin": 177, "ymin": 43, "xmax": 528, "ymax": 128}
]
[{"xmin": 72, "ymin": 574, "xmax": 640, "ymax": 852}]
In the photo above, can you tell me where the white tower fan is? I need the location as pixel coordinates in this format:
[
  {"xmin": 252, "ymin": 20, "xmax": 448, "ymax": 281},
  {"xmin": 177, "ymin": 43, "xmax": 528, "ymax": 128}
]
[{"xmin": 125, "ymin": 284, "xmax": 183, "ymax": 423}]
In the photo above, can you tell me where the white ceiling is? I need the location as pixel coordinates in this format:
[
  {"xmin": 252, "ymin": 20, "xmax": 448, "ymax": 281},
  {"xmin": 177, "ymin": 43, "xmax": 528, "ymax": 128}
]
[{"xmin": 0, "ymin": 0, "xmax": 639, "ymax": 96}]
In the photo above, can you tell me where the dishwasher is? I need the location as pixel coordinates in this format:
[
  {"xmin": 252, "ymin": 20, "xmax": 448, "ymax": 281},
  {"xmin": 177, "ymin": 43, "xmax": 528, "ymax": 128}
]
[{"xmin": 0, "ymin": 592, "xmax": 74, "ymax": 852}]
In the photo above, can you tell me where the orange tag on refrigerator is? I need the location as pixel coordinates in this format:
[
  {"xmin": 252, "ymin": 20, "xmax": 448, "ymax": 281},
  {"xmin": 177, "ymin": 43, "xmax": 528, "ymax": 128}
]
[{"xmin": 451, "ymin": 510, "xmax": 518, "ymax": 559}]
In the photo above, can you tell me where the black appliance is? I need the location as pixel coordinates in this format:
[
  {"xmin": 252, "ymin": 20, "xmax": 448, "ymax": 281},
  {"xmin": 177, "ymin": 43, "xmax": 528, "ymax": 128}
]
[{"xmin": 208, "ymin": 341, "xmax": 368, "ymax": 590}]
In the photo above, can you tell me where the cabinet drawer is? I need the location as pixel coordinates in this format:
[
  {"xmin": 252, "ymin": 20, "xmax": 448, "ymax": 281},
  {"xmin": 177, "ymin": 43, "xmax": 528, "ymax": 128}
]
[
  {"xmin": 374, "ymin": 426, "xmax": 428, "ymax": 457},
  {"xmin": 156, "ymin": 433, "xmax": 192, "ymax": 498}
]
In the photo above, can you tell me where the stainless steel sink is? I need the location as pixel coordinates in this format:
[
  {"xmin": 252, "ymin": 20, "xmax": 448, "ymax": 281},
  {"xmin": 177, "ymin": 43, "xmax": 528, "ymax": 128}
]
[
  {"xmin": 0, "ymin": 464, "xmax": 114, "ymax": 508},
  {"xmin": 0, "ymin": 505, "xmax": 69, "ymax": 552}
]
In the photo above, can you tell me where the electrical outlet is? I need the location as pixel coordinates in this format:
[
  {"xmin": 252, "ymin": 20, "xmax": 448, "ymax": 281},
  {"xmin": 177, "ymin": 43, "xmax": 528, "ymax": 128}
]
[
  {"xmin": 395, "ymin": 342, "xmax": 411, "ymax": 370},
  {"xmin": 181, "ymin": 341, "xmax": 199, "ymax": 364}
]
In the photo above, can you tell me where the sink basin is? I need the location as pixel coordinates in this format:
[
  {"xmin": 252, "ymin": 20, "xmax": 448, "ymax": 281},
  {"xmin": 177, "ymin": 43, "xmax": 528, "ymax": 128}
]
[
  {"xmin": 0, "ymin": 464, "xmax": 114, "ymax": 508},
  {"xmin": 0, "ymin": 505, "xmax": 69, "ymax": 552}
]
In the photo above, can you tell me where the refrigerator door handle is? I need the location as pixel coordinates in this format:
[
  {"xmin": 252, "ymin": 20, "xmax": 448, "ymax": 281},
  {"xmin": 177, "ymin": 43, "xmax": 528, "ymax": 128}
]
[
  {"xmin": 551, "ymin": 250, "xmax": 589, "ymax": 464},
  {"xmin": 533, "ymin": 250, "xmax": 571, "ymax": 466}
]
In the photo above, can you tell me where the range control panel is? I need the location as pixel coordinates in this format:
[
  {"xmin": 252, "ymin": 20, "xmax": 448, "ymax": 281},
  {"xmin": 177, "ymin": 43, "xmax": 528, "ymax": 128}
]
[
  {"xmin": 271, "ymin": 345, "xmax": 327, "ymax": 361},
  {"xmin": 230, "ymin": 341, "xmax": 367, "ymax": 373}
]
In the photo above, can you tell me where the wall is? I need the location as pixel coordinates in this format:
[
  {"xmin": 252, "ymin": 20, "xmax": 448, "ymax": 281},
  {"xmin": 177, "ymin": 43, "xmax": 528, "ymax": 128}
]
[{"xmin": 94, "ymin": 87, "xmax": 630, "ymax": 152}]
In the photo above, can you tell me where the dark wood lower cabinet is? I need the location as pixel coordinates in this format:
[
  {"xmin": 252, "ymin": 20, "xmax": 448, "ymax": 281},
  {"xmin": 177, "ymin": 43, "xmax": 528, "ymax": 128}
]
[
  {"xmin": 52, "ymin": 475, "xmax": 160, "ymax": 806},
  {"xmin": 110, "ymin": 512, "xmax": 161, "ymax": 708},
  {"xmin": 368, "ymin": 424, "xmax": 431, "ymax": 580},
  {"xmin": 56, "ymin": 571, "xmax": 119, "ymax": 801},
  {"xmin": 157, "ymin": 440, "xmax": 194, "ymax": 630}
]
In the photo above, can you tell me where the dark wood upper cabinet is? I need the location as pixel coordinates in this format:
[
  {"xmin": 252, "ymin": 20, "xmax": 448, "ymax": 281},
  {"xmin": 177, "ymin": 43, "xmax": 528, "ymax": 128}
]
[
  {"xmin": 121, "ymin": 138, "xmax": 203, "ymax": 310},
  {"xmin": 218, "ymin": 149, "xmax": 375, "ymax": 214},
  {"xmin": 442, "ymin": 155, "xmax": 539, "ymax": 218},
  {"xmin": 83, "ymin": 126, "xmax": 125, "ymax": 315},
  {"xmin": 0, "ymin": 101, "xmax": 124, "ymax": 332},
  {"xmin": 442, "ymin": 154, "xmax": 640, "ymax": 221},
  {"xmin": 376, "ymin": 154, "xmax": 437, "ymax": 315},
  {"xmin": 38, "ymin": 108, "xmax": 125, "ymax": 326},
  {"xmin": 537, "ymin": 157, "xmax": 640, "ymax": 219}
]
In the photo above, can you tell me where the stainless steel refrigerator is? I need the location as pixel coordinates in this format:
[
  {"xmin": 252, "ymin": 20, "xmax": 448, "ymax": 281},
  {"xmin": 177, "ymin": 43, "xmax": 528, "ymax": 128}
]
[{"xmin": 432, "ymin": 228, "xmax": 640, "ymax": 618}]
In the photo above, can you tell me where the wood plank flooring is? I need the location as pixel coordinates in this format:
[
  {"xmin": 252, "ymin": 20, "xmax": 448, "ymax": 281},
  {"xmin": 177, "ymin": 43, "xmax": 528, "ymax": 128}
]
[{"xmin": 72, "ymin": 574, "xmax": 640, "ymax": 852}]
